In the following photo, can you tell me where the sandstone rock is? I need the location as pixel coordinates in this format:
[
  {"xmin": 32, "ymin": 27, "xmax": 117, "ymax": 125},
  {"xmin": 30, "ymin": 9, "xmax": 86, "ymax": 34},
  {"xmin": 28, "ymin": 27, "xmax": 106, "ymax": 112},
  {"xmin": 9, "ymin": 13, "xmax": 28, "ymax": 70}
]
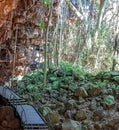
[
  {"xmin": 89, "ymin": 99, "xmax": 97, "ymax": 110},
  {"xmin": 47, "ymin": 111, "xmax": 61, "ymax": 124},
  {"xmin": 117, "ymin": 104, "xmax": 119, "ymax": 111},
  {"xmin": 62, "ymin": 119, "xmax": 82, "ymax": 130},
  {"xmin": 64, "ymin": 109, "xmax": 77, "ymax": 119},
  {"xmin": 93, "ymin": 116, "xmax": 101, "ymax": 121},
  {"xmin": 106, "ymin": 118, "xmax": 119, "ymax": 127},
  {"xmin": 2, "ymin": 118, "xmax": 20, "ymax": 129},
  {"xmin": 93, "ymin": 107, "xmax": 103, "ymax": 116},
  {"xmin": 58, "ymin": 107, "xmax": 66, "ymax": 115},
  {"xmin": 82, "ymin": 126, "xmax": 88, "ymax": 130},
  {"xmin": 82, "ymin": 120, "xmax": 88, "ymax": 125},
  {"xmin": 75, "ymin": 87, "xmax": 88, "ymax": 98},
  {"xmin": 114, "ymin": 123, "xmax": 119, "ymax": 130},
  {"xmin": 0, "ymin": 106, "xmax": 20, "ymax": 129},
  {"xmin": 56, "ymin": 102, "xmax": 64, "ymax": 108},
  {"xmin": 93, "ymin": 107, "xmax": 104, "ymax": 120},
  {"xmin": 0, "ymin": 125, "xmax": 11, "ymax": 130},
  {"xmin": 65, "ymin": 99, "xmax": 77, "ymax": 109},
  {"xmin": 88, "ymin": 124, "xmax": 95, "ymax": 130},
  {"xmin": 0, "ymin": 106, "xmax": 15, "ymax": 122},
  {"xmin": 79, "ymin": 97, "xmax": 85, "ymax": 104},
  {"xmin": 75, "ymin": 110, "xmax": 86, "ymax": 121},
  {"xmin": 94, "ymin": 123, "xmax": 102, "ymax": 130},
  {"xmin": 88, "ymin": 87, "xmax": 101, "ymax": 97},
  {"xmin": 54, "ymin": 122, "xmax": 62, "ymax": 130}
]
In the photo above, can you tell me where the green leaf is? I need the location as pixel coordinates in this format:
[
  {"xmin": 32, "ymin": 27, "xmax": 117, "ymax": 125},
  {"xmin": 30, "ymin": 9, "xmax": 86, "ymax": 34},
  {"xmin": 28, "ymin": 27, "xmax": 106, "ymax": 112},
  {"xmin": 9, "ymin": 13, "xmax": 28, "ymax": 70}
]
[
  {"xmin": 50, "ymin": 77, "xmax": 57, "ymax": 81},
  {"xmin": 111, "ymin": 85, "xmax": 119, "ymax": 89},
  {"xmin": 33, "ymin": 86, "xmax": 39, "ymax": 92},
  {"xmin": 26, "ymin": 84, "xmax": 34, "ymax": 92},
  {"xmin": 39, "ymin": 21, "xmax": 45, "ymax": 30},
  {"xmin": 80, "ymin": 87, "xmax": 88, "ymax": 96},
  {"xmin": 44, "ymin": 0, "xmax": 50, "ymax": 5},
  {"xmin": 43, "ymin": 107, "xmax": 52, "ymax": 116},
  {"xmin": 95, "ymin": 80, "xmax": 107, "ymax": 88},
  {"xmin": 103, "ymin": 72, "xmax": 111, "ymax": 79},
  {"xmin": 33, "ymin": 92, "xmax": 40, "ymax": 100},
  {"xmin": 53, "ymin": 81, "xmax": 59, "ymax": 88},
  {"xmin": 113, "ymin": 76, "xmax": 119, "ymax": 81},
  {"xmin": 104, "ymin": 95, "xmax": 115, "ymax": 106}
]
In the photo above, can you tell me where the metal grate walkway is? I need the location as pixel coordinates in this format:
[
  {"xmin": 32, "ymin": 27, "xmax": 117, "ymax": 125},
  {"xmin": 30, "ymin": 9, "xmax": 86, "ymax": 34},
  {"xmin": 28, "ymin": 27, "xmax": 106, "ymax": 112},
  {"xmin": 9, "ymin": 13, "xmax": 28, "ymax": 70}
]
[
  {"xmin": 0, "ymin": 85, "xmax": 26, "ymax": 104},
  {"xmin": 15, "ymin": 104, "xmax": 48, "ymax": 130},
  {"xmin": 0, "ymin": 86, "xmax": 48, "ymax": 130}
]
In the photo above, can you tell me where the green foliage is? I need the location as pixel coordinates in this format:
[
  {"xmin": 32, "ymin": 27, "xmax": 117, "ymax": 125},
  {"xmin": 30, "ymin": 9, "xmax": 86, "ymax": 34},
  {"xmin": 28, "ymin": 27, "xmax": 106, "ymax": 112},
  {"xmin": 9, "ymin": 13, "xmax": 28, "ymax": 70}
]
[
  {"xmin": 89, "ymin": 83, "xmax": 99, "ymax": 89},
  {"xmin": 104, "ymin": 95, "xmax": 115, "ymax": 106},
  {"xmin": 44, "ymin": 0, "xmax": 51, "ymax": 5},
  {"xmin": 59, "ymin": 62, "xmax": 74, "ymax": 76},
  {"xmin": 17, "ymin": 61, "xmax": 119, "ymax": 104},
  {"xmin": 50, "ymin": 77, "xmax": 57, "ymax": 81},
  {"xmin": 59, "ymin": 61, "xmax": 85, "ymax": 78},
  {"xmin": 112, "ymin": 84, "xmax": 119, "ymax": 89},
  {"xmin": 17, "ymin": 70, "xmax": 43, "ymax": 101},
  {"xmin": 43, "ymin": 107, "xmax": 52, "ymax": 116},
  {"xmin": 17, "ymin": 62, "xmax": 85, "ymax": 100},
  {"xmin": 26, "ymin": 84, "xmax": 34, "ymax": 92},
  {"xmin": 39, "ymin": 21, "xmax": 46, "ymax": 30},
  {"xmin": 95, "ymin": 80, "xmax": 107, "ymax": 88},
  {"xmin": 95, "ymin": 1, "xmax": 100, "ymax": 7},
  {"xmin": 113, "ymin": 76, "xmax": 119, "ymax": 81},
  {"xmin": 80, "ymin": 87, "xmax": 88, "ymax": 96},
  {"xmin": 52, "ymin": 81, "xmax": 59, "ymax": 88}
]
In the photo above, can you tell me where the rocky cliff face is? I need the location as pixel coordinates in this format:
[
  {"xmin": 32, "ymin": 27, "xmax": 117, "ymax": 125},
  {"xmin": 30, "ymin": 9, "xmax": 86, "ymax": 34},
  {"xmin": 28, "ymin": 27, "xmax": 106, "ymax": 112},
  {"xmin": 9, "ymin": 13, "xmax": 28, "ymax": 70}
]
[
  {"xmin": 0, "ymin": 0, "xmax": 19, "ymax": 28},
  {"xmin": 0, "ymin": 0, "xmax": 42, "ymax": 44},
  {"xmin": 0, "ymin": 0, "xmax": 43, "ymax": 82}
]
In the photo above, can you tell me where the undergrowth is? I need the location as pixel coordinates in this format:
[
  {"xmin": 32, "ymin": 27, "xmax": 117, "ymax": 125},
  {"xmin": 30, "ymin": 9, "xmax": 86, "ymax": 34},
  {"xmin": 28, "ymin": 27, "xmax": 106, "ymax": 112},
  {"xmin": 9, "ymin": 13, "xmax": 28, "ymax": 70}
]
[{"xmin": 16, "ymin": 62, "xmax": 119, "ymax": 104}]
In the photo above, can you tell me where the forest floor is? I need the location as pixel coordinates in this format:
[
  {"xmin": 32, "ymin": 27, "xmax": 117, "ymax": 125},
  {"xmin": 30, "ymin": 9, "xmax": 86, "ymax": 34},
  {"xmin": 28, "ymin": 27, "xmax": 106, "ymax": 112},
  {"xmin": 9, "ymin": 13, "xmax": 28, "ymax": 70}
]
[{"xmin": 14, "ymin": 65, "xmax": 119, "ymax": 130}]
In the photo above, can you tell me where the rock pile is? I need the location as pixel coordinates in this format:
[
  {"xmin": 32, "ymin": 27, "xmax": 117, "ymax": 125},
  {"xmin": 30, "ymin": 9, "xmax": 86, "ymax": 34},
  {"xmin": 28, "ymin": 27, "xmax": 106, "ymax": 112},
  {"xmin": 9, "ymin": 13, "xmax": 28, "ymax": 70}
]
[
  {"xmin": 0, "ymin": 106, "xmax": 21, "ymax": 130},
  {"xmin": 16, "ymin": 69, "xmax": 119, "ymax": 130}
]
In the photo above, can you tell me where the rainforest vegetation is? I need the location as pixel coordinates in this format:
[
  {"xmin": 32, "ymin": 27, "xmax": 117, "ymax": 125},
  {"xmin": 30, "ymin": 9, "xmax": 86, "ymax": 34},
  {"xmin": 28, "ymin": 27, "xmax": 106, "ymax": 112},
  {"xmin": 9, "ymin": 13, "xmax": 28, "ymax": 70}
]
[{"xmin": 0, "ymin": 0, "xmax": 119, "ymax": 130}]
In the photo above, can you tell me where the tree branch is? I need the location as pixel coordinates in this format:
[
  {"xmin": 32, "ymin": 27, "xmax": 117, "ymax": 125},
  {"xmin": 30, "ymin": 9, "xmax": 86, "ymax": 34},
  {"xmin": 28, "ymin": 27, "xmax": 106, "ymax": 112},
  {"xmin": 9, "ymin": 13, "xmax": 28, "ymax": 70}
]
[{"xmin": 65, "ymin": 0, "xmax": 84, "ymax": 21}]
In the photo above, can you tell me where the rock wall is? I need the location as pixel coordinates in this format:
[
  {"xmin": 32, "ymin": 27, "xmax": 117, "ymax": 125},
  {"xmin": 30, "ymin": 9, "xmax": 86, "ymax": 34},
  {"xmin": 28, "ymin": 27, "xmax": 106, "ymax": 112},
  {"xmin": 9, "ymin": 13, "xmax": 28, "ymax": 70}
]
[{"xmin": 0, "ymin": 0, "xmax": 44, "ymax": 82}]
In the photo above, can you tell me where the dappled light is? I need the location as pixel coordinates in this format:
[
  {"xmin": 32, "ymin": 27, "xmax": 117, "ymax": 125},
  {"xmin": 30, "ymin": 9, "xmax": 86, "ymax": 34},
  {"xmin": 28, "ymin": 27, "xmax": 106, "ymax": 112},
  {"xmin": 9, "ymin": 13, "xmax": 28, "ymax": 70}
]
[{"xmin": 0, "ymin": 0, "xmax": 119, "ymax": 130}]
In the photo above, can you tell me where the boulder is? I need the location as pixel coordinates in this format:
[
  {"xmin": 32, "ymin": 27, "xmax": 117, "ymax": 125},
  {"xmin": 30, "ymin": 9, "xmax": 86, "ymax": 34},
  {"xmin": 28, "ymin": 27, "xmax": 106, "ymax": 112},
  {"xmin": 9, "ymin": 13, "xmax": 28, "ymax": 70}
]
[
  {"xmin": 62, "ymin": 119, "xmax": 82, "ymax": 130},
  {"xmin": 75, "ymin": 110, "xmax": 86, "ymax": 121}
]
